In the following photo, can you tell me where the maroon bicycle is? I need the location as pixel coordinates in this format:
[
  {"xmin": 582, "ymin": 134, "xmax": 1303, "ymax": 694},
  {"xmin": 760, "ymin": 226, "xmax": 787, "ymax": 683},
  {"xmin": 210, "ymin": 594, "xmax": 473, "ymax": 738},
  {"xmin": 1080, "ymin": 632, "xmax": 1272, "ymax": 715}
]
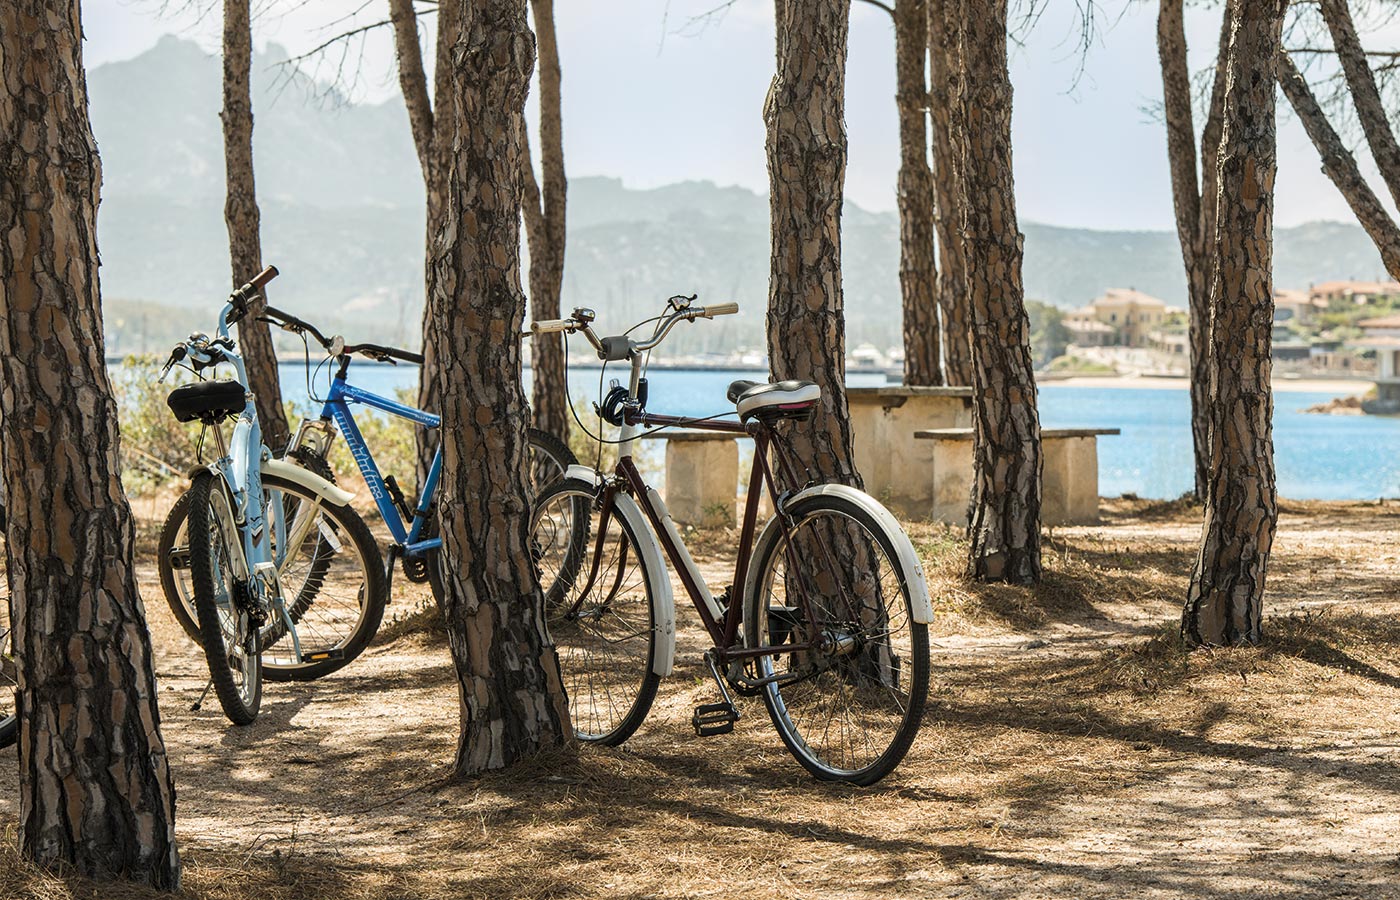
[{"xmin": 529, "ymin": 298, "xmax": 933, "ymax": 785}]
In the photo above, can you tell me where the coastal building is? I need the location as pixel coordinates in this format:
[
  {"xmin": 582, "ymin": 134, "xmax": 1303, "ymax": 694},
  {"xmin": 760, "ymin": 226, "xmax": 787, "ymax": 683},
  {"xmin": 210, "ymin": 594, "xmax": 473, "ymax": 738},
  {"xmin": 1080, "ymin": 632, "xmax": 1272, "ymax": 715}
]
[
  {"xmin": 1310, "ymin": 280, "xmax": 1400, "ymax": 309},
  {"xmin": 1064, "ymin": 317, "xmax": 1115, "ymax": 347},
  {"xmin": 1355, "ymin": 313, "xmax": 1400, "ymax": 409},
  {"xmin": 1274, "ymin": 288, "xmax": 1322, "ymax": 324},
  {"xmin": 1063, "ymin": 288, "xmax": 1171, "ymax": 348}
]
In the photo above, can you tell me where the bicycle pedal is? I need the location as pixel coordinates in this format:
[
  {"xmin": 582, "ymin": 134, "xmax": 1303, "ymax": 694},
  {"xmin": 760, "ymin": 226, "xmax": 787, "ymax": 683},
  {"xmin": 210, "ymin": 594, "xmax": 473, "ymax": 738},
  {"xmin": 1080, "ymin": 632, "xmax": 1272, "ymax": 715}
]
[
  {"xmin": 692, "ymin": 701, "xmax": 739, "ymax": 737},
  {"xmin": 302, "ymin": 648, "xmax": 346, "ymax": 663}
]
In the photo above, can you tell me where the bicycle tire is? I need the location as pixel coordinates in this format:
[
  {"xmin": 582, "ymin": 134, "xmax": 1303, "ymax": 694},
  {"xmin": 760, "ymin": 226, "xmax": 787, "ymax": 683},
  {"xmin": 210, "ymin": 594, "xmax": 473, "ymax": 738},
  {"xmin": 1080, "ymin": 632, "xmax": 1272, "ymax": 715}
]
[
  {"xmin": 426, "ymin": 428, "xmax": 579, "ymax": 606},
  {"xmin": 743, "ymin": 492, "xmax": 929, "ymax": 785},
  {"xmin": 0, "ymin": 583, "xmax": 15, "ymax": 750},
  {"xmin": 158, "ymin": 448, "xmax": 336, "ymax": 644},
  {"xmin": 530, "ymin": 476, "xmax": 660, "ymax": 745},
  {"xmin": 187, "ymin": 471, "xmax": 262, "ymax": 725},
  {"xmin": 254, "ymin": 473, "xmax": 387, "ymax": 681}
]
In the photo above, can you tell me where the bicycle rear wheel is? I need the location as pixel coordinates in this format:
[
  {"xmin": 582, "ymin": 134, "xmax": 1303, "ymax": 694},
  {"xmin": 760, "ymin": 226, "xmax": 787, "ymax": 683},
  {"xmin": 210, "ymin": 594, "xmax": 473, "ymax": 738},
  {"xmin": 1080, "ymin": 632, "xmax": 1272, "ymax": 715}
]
[
  {"xmin": 530, "ymin": 477, "xmax": 659, "ymax": 745},
  {"xmin": 187, "ymin": 471, "xmax": 262, "ymax": 725},
  {"xmin": 743, "ymin": 492, "xmax": 929, "ymax": 785},
  {"xmin": 256, "ymin": 474, "xmax": 387, "ymax": 681}
]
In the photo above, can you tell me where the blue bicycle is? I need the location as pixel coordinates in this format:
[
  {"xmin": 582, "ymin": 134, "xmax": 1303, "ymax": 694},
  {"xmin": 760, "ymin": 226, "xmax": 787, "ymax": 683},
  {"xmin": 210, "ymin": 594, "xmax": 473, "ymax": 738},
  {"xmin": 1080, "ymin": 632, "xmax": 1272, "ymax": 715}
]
[
  {"xmin": 158, "ymin": 301, "xmax": 580, "ymax": 679},
  {"xmin": 163, "ymin": 267, "xmax": 388, "ymax": 723}
]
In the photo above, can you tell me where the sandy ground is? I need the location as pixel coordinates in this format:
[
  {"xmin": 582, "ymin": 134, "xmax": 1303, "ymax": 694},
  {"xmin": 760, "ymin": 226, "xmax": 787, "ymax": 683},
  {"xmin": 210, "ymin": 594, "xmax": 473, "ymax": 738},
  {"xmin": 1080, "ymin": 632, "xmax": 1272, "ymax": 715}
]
[
  {"xmin": 1041, "ymin": 374, "xmax": 1374, "ymax": 395},
  {"xmin": 4, "ymin": 497, "xmax": 1400, "ymax": 898}
]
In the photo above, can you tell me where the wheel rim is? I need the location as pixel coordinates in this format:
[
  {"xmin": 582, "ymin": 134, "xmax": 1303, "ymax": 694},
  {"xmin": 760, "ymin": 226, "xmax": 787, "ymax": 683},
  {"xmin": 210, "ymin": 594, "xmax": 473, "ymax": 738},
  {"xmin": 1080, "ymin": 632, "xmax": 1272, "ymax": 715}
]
[
  {"xmin": 258, "ymin": 483, "xmax": 373, "ymax": 669},
  {"xmin": 532, "ymin": 487, "xmax": 653, "ymax": 741},
  {"xmin": 1, "ymin": 595, "xmax": 16, "ymax": 730},
  {"xmin": 527, "ymin": 440, "xmax": 568, "ymax": 496},
  {"xmin": 753, "ymin": 508, "xmax": 916, "ymax": 777},
  {"xmin": 205, "ymin": 488, "xmax": 257, "ymax": 707}
]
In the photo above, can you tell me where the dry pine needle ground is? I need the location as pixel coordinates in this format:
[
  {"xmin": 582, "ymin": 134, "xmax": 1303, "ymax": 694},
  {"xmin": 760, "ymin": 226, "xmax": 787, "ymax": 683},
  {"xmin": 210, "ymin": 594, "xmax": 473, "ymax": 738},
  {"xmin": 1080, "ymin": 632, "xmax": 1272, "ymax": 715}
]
[{"xmin": 3, "ymin": 497, "xmax": 1400, "ymax": 898}]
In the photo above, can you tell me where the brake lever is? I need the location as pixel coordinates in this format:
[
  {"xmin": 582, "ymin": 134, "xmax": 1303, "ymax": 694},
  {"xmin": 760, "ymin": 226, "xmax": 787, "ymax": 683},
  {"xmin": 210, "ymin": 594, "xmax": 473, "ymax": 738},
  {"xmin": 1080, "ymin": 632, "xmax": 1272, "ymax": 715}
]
[{"xmin": 159, "ymin": 346, "xmax": 187, "ymax": 383}]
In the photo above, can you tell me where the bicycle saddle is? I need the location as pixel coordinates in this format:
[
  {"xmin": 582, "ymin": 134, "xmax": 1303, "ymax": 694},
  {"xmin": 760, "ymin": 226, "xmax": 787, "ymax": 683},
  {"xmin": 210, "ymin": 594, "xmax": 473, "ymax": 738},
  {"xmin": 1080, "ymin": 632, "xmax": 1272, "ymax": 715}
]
[
  {"xmin": 726, "ymin": 379, "xmax": 821, "ymax": 421},
  {"xmin": 167, "ymin": 380, "xmax": 247, "ymax": 423}
]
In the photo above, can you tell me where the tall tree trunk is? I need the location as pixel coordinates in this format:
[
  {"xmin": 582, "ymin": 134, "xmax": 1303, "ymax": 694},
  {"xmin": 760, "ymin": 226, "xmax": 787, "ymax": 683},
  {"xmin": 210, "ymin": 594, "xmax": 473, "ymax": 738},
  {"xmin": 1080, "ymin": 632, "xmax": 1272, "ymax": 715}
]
[
  {"xmin": 426, "ymin": 0, "xmax": 573, "ymax": 773},
  {"xmin": 957, "ymin": 0, "xmax": 1043, "ymax": 584},
  {"xmin": 1278, "ymin": 52, "xmax": 1400, "ymax": 278},
  {"xmin": 1159, "ymin": 0, "xmax": 1208, "ymax": 499},
  {"xmin": 523, "ymin": 0, "xmax": 570, "ymax": 440},
  {"xmin": 221, "ymin": 0, "xmax": 289, "ymax": 452},
  {"xmin": 1319, "ymin": 0, "xmax": 1400, "ymax": 209},
  {"xmin": 893, "ymin": 0, "xmax": 942, "ymax": 386},
  {"xmin": 1182, "ymin": 0, "xmax": 1286, "ymax": 647},
  {"xmin": 0, "ymin": 0, "xmax": 180, "ymax": 884},
  {"xmin": 391, "ymin": 0, "xmax": 456, "ymax": 489},
  {"xmin": 765, "ymin": 0, "xmax": 862, "ymax": 487},
  {"xmin": 928, "ymin": 0, "xmax": 973, "ymax": 386},
  {"xmin": 1158, "ymin": 0, "xmax": 1229, "ymax": 500}
]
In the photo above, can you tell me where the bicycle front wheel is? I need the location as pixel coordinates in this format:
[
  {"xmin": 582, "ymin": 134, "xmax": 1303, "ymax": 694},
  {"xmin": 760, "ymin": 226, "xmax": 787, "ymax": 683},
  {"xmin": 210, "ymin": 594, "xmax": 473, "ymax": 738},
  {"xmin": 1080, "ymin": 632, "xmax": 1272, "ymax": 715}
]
[
  {"xmin": 531, "ymin": 477, "xmax": 659, "ymax": 745},
  {"xmin": 159, "ymin": 450, "xmax": 337, "ymax": 644},
  {"xmin": 426, "ymin": 428, "xmax": 579, "ymax": 606},
  {"xmin": 1, "ymin": 588, "xmax": 16, "ymax": 749},
  {"xmin": 187, "ymin": 471, "xmax": 262, "ymax": 725},
  {"xmin": 743, "ymin": 492, "xmax": 929, "ymax": 785}
]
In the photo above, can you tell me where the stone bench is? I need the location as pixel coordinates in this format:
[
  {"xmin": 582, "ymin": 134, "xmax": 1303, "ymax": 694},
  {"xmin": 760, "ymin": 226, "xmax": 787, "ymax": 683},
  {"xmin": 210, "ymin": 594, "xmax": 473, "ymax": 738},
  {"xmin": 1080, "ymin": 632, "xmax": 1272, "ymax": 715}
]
[
  {"xmin": 847, "ymin": 386, "xmax": 974, "ymax": 518},
  {"xmin": 638, "ymin": 430, "xmax": 742, "ymax": 528},
  {"xmin": 914, "ymin": 427, "xmax": 1121, "ymax": 526}
]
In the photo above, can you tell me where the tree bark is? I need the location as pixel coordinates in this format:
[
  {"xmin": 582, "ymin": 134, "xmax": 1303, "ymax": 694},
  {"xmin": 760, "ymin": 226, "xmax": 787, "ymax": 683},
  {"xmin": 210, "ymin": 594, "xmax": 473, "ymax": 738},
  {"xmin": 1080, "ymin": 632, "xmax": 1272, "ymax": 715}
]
[
  {"xmin": 1278, "ymin": 52, "xmax": 1400, "ymax": 279},
  {"xmin": 1182, "ymin": 0, "xmax": 1286, "ymax": 648},
  {"xmin": 957, "ymin": 0, "xmax": 1043, "ymax": 584},
  {"xmin": 893, "ymin": 0, "xmax": 942, "ymax": 386},
  {"xmin": 0, "ymin": 0, "xmax": 180, "ymax": 884},
  {"xmin": 1158, "ymin": 0, "xmax": 1230, "ymax": 501},
  {"xmin": 1319, "ymin": 0, "xmax": 1400, "ymax": 210},
  {"xmin": 928, "ymin": 0, "xmax": 973, "ymax": 386},
  {"xmin": 765, "ymin": 0, "xmax": 863, "ymax": 488},
  {"xmin": 221, "ymin": 0, "xmax": 290, "ymax": 452},
  {"xmin": 426, "ymin": 0, "xmax": 574, "ymax": 773},
  {"xmin": 391, "ymin": 0, "xmax": 458, "ymax": 490},
  {"xmin": 390, "ymin": 0, "xmax": 435, "ymax": 177},
  {"xmin": 1158, "ymin": 0, "xmax": 1210, "ymax": 499},
  {"xmin": 523, "ymin": 0, "xmax": 570, "ymax": 440}
]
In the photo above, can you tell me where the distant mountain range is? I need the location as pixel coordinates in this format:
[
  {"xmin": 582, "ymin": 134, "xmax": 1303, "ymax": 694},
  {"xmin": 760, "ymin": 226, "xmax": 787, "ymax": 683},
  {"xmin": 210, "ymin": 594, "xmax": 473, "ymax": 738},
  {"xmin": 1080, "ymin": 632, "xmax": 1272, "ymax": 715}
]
[{"xmin": 91, "ymin": 36, "xmax": 1391, "ymax": 355}]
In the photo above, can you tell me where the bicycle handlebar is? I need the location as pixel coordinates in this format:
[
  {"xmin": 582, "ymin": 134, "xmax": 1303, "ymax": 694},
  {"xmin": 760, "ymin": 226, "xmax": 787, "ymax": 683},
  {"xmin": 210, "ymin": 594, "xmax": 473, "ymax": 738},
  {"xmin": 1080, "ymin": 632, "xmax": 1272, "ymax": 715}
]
[
  {"xmin": 260, "ymin": 306, "xmax": 423, "ymax": 365},
  {"xmin": 531, "ymin": 298, "xmax": 740, "ymax": 360},
  {"xmin": 249, "ymin": 265, "xmax": 279, "ymax": 289}
]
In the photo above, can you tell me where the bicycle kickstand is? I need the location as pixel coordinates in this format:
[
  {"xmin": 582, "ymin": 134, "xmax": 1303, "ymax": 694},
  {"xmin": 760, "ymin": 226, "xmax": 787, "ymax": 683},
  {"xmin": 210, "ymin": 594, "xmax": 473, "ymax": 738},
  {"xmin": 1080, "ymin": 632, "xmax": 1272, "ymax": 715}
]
[
  {"xmin": 191, "ymin": 677, "xmax": 214, "ymax": 712},
  {"xmin": 692, "ymin": 649, "xmax": 741, "ymax": 737}
]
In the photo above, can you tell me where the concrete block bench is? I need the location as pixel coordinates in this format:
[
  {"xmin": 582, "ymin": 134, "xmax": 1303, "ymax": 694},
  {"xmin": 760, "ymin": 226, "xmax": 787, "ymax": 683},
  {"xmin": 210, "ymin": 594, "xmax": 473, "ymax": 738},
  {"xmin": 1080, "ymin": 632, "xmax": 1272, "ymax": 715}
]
[
  {"xmin": 913, "ymin": 427, "xmax": 1121, "ymax": 526},
  {"xmin": 638, "ymin": 430, "xmax": 741, "ymax": 528},
  {"xmin": 847, "ymin": 386, "xmax": 974, "ymax": 518}
]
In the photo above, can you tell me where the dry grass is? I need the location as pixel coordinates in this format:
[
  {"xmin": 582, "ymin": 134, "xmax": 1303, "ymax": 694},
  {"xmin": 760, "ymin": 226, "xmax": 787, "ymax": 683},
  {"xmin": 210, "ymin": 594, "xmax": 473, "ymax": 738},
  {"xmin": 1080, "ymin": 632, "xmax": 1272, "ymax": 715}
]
[{"xmin": 4, "ymin": 498, "xmax": 1400, "ymax": 898}]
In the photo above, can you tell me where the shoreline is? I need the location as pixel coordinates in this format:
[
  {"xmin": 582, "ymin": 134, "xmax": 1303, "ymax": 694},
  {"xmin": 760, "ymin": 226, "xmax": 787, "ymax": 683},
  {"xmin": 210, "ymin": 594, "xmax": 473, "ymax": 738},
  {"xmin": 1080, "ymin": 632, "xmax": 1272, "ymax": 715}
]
[{"xmin": 1041, "ymin": 374, "xmax": 1372, "ymax": 394}]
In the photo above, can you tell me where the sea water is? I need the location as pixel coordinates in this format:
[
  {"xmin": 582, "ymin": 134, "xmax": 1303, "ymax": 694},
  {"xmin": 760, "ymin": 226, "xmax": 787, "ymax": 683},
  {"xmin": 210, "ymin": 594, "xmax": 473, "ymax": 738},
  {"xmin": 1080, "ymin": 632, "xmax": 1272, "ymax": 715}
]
[{"xmin": 275, "ymin": 362, "xmax": 1400, "ymax": 501}]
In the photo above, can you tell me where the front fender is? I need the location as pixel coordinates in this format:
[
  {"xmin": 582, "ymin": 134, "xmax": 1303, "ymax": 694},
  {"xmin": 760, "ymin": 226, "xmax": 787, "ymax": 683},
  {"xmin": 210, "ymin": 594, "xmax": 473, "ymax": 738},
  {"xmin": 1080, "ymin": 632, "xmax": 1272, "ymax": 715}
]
[
  {"xmin": 556, "ymin": 470, "xmax": 675, "ymax": 678},
  {"xmin": 756, "ymin": 484, "xmax": 935, "ymax": 625},
  {"xmin": 261, "ymin": 457, "xmax": 355, "ymax": 507}
]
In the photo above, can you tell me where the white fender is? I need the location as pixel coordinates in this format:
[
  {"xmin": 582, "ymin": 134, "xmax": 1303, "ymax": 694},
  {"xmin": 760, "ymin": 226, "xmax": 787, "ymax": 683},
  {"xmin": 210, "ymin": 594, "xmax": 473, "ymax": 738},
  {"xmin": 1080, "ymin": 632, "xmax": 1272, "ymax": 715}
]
[
  {"xmin": 562, "ymin": 466, "xmax": 676, "ymax": 677},
  {"xmin": 745, "ymin": 483, "xmax": 934, "ymax": 625},
  {"xmin": 261, "ymin": 457, "xmax": 356, "ymax": 507}
]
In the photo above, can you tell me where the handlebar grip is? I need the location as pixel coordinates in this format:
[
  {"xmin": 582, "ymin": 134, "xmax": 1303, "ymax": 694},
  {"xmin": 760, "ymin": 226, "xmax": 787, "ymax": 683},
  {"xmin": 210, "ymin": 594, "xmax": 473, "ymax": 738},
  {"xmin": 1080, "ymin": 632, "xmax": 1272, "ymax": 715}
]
[
  {"xmin": 250, "ymin": 265, "xmax": 279, "ymax": 289},
  {"xmin": 701, "ymin": 302, "xmax": 740, "ymax": 318},
  {"xmin": 531, "ymin": 319, "xmax": 569, "ymax": 334}
]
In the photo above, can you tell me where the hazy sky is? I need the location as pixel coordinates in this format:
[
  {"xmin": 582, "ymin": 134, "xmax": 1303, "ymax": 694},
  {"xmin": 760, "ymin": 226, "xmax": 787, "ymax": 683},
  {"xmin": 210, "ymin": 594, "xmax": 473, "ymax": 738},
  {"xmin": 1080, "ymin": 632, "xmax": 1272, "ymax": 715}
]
[{"xmin": 80, "ymin": 0, "xmax": 1400, "ymax": 231}]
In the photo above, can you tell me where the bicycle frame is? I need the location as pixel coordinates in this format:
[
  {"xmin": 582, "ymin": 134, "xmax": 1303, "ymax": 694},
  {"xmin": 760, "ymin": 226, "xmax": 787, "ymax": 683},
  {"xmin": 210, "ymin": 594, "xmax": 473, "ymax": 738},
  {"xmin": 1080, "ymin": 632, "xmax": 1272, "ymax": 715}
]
[
  {"xmin": 581, "ymin": 352, "xmax": 822, "ymax": 667},
  {"xmin": 199, "ymin": 302, "xmax": 303, "ymax": 655},
  {"xmin": 312, "ymin": 366, "xmax": 443, "ymax": 561}
]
